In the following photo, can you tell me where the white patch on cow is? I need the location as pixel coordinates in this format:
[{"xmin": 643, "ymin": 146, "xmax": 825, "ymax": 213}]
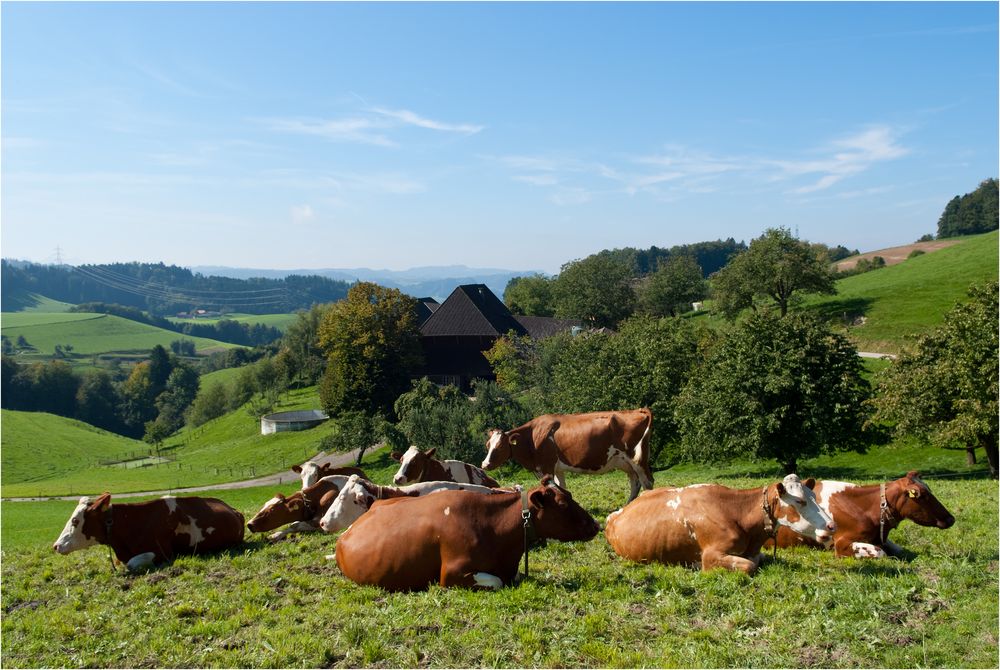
[
  {"xmin": 444, "ymin": 507, "xmax": 451, "ymax": 516},
  {"xmin": 775, "ymin": 474, "xmax": 836, "ymax": 542},
  {"xmin": 606, "ymin": 508, "xmax": 623, "ymax": 524},
  {"xmin": 53, "ymin": 498, "xmax": 99, "ymax": 555},
  {"xmin": 260, "ymin": 496, "xmax": 282, "ymax": 511},
  {"xmin": 473, "ymin": 572, "xmax": 503, "ymax": 589},
  {"xmin": 851, "ymin": 542, "xmax": 886, "ymax": 559},
  {"xmin": 685, "ymin": 484, "xmax": 711, "ymax": 489},
  {"xmin": 161, "ymin": 496, "xmax": 178, "ymax": 513},
  {"xmin": 126, "ymin": 552, "xmax": 156, "ymax": 572},
  {"xmin": 299, "ymin": 462, "xmax": 322, "ymax": 488},
  {"xmin": 445, "ymin": 460, "xmax": 469, "ymax": 483},
  {"xmin": 814, "ymin": 480, "xmax": 854, "ymax": 513},
  {"xmin": 666, "ymin": 496, "xmax": 682, "ymax": 510},
  {"xmin": 683, "ymin": 518, "xmax": 697, "ymax": 542},
  {"xmin": 319, "ymin": 476, "xmax": 371, "ymax": 534},
  {"xmin": 175, "ymin": 518, "xmax": 206, "ymax": 547},
  {"xmin": 205, "ymin": 526, "xmax": 214, "ymax": 536}
]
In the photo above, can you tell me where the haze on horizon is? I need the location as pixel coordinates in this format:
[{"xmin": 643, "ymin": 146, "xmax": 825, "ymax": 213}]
[{"xmin": 2, "ymin": 2, "xmax": 997, "ymax": 275}]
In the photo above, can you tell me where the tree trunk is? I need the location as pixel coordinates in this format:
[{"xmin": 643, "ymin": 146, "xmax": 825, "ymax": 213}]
[
  {"xmin": 982, "ymin": 440, "xmax": 998, "ymax": 480},
  {"xmin": 966, "ymin": 448, "xmax": 977, "ymax": 465}
]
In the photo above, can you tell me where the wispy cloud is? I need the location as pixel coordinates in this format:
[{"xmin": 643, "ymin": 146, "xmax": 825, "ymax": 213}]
[
  {"xmin": 260, "ymin": 105, "xmax": 484, "ymax": 147},
  {"xmin": 291, "ymin": 204, "xmax": 315, "ymax": 223}
]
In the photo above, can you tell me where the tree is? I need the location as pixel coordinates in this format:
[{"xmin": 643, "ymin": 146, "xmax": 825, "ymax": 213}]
[
  {"xmin": 636, "ymin": 255, "xmax": 708, "ymax": 317},
  {"xmin": 711, "ymin": 227, "xmax": 836, "ymax": 319},
  {"xmin": 317, "ymin": 282, "xmax": 422, "ymax": 418},
  {"xmin": 936, "ymin": 178, "xmax": 999, "ymax": 238},
  {"xmin": 187, "ymin": 382, "xmax": 230, "ymax": 427},
  {"xmin": 31, "ymin": 360, "xmax": 80, "ymax": 417},
  {"xmin": 503, "ymin": 274, "xmax": 555, "ymax": 316},
  {"xmin": 552, "ymin": 255, "xmax": 635, "ymax": 328},
  {"xmin": 277, "ymin": 304, "xmax": 329, "ymax": 387},
  {"xmin": 75, "ymin": 369, "xmax": 123, "ymax": 432},
  {"xmin": 321, "ymin": 411, "xmax": 397, "ymax": 466},
  {"xmin": 870, "ymin": 282, "xmax": 999, "ymax": 477},
  {"xmin": 155, "ymin": 364, "xmax": 200, "ymax": 433},
  {"xmin": 675, "ymin": 313, "xmax": 871, "ymax": 473},
  {"xmin": 119, "ymin": 362, "xmax": 158, "ymax": 437}
]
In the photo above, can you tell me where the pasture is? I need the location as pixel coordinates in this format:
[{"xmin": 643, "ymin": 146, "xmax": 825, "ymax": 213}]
[
  {"xmin": 168, "ymin": 312, "xmax": 299, "ymax": 332},
  {"xmin": 0, "ymin": 311, "xmax": 235, "ymax": 363},
  {"xmin": 1, "ymin": 450, "xmax": 996, "ymax": 668}
]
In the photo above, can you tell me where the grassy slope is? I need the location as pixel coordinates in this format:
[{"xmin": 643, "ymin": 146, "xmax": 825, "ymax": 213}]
[
  {"xmin": 1, "ymin": 312, "xmax": 236, "ymax": 357},
  {"xmin": 1, "ymin": 458, "xmax": 995, "ymax": 668},
  {"xmin": 0, "ymin": 387, "xmax": 329, "ymax": 497},
  {"xmin": 1, "ymin": 290, "xmax": 75, "ymax": 313},
  {"xmin": 167, "ymin": 312, "xmax": 299, "ymax": 331},
  {"xmin": 803, "ymin": 231, "xmax": 998, "ymax": 353}
]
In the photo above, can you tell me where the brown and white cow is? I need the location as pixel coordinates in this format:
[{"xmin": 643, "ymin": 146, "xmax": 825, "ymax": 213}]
[
  {"xmin": 335, "ymin": 476, "xmax": 600, "ymax": 591},
  {"xmin": 391, "ymin": 446, "xmax": 499, "ymax": 488},
  {"xmin": 247, "ymin": 474, "xmax": 355, "ymax": 540},
  {"xmin": 767, "ymin": 471, "xmax": 955, "ymax": 558},
  {"xmin": 604, "ymin": 475, "xmax": 835, "ymax": 574},
  {"xmin": 483, "ymin": 409, "xmax": 653, "ymax": 501},
  {"xmin": 53, "ymin": 493, "xmax": 245, "ymax": 572},
  {"xmin": 319, "ymin": 474, "xmax": 505, "ymax": 534},
  {"xmin": 292, "ymin": 459, "xmax": 369, "ymax": 489}
]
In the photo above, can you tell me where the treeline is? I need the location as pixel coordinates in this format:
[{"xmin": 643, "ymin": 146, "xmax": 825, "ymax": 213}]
[
  {"xmin": 937, "ymin": 178, "xmax": 998, "ymax": 239},
  {"xmin": 0, "ymin": 261, "xmax": 351, "ymax": 317},
  {"xmin": 72, "ymin": 302, "xmax": 283, "ymax": 347}
]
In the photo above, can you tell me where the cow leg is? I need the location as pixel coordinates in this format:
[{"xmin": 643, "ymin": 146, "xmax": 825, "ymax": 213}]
[
  {"xmin": 835, "ymin": 536, "xmax": 886, "ymax": 559},
  {"xmin": 126, "ymin": 552, "xmax": 157, "ymax": 573},
  {"xmin": 551, "ymin": 465, "xmax": 567, "ymax": 490},
  {"xmin": 440, "ymin": 559, "xmax": 505, "ymax": 590},
  {"xmin": 882, "ymin": 540, "xmax": 904, "ymax": 557},
  {"xmin": 268, "ymin": 521, "xmax": 319, "ymax": 541},
  {"xmin": 701, "ymin": 547, "xmax": 758, "ymax": 575},
  {"xmin": 625, "ymin": 467, "xmax": 641, "ymax": 503}
]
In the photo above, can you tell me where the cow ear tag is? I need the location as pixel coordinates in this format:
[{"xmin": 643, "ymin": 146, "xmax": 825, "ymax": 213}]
[
  {"xmin": 510, "ymin": 436, "xmax": 518, "ymax": 446},
  {"xmin": 908, "ymin": 489, "xmax": 920, "ymax": 499}
]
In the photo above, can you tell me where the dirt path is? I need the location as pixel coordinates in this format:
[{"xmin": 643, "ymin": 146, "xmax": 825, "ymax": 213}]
[{"xmin": 1, "ymin": 449, "xmax": 365, "ymax": 503}]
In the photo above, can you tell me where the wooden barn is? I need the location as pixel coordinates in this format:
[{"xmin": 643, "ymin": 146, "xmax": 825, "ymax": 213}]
[{"xmin": 418, "ymin": 284, "xmax": 579, "ymax": 388}]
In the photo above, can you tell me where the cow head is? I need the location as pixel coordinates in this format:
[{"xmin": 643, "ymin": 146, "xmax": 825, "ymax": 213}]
[
  {"xmin": 53, "ymin": 493, "xmax": 110, "ymax": 554},
  {"xmin": 527, "ymin": 476, "xmax": 601, "ymax": 542},
  {"xmin": 247, "ymin": 489, "xmax": 320, "ymax": 533},
  {"xmin": 482, "ymin": 429, "xmax": 512, "ymax": 470},
  {"xmin": 772, "ymin": 474, "xmax": 836, "ymax": 542},
  {"xmin": 292, "ymin": 461, "xmax": 334, "ymax": 489},
  {"xmin": 892, "ymin": 471, "xmax": 955, "ymax": 529},
  {"xmin": 392, "ymin": 446, "xmax": 434, "ymax": 485},
  {"xmin": 319, "ymin": 475, "xmax": 376, "ymax": 533}
]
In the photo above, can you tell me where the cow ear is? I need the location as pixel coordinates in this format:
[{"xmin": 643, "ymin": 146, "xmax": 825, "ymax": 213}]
[
  {"xmin": 907, "ymin": 470, "xmax": 921, "ymax": 480},
  {"xmin": 275, "ymin": 492, "xmax": 286, "ymax": 500},
  {"xmin": 425, "ymin": 447, "xmax": 436, "ymax": 458},
  {"xmin": 775, "ymin": 482, "xmax": 786, "ymax": 496},
  {"xmin": 89, "ymin": 492, "xmax": 112, "ymax": 511},
  {"xmin": 291, "ymin": 465, "xmax": 302, "ymax": 473},
  {"xmin": 529, "ymin": 490, "xmax": 547, "ymax": 509},
  {"xmin": 390, "ymin": 452, "xmax": 402, "ymax": 462},
  {"xmin": 804, "ymin": 478, "xmax": 816, "ymax": 490}
]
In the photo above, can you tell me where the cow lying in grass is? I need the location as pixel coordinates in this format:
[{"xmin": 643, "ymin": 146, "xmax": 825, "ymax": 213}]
[
  {"xmin": 247, "ymin": 475, "xmax": 356, "ymax": 540},
  {"xmin": 766, "ymin": 471, "xmax": 955, "ymax": 558},
  {"xmin": 335, "ymin": 476, "xmax": 600, "ymax": 591},
  {"xmin": 53, "ymin": 493, "xmax": 245, "ymax": 572},
  {"xmin": 604, "ymin": 475, "xmax": 835, "ymax": 574},
  {"xmin": 391, "ymin": 446, "xmax": 499, "ymax": 487},
  {"xmin": 318, "ymin": 474, "xmax": 503, "ymax": 534},
  {"xmin": 292, "ymin": 459, "xmax": 369, "ymax": 489}
]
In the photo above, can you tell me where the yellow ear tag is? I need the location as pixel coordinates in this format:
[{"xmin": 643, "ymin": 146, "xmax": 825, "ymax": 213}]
[
  {"xmin": 908, "ymin": 489, "xmax": 919, "ymax": 498},
  {"xmin": 509, "ymin": 436, "xmax": 518, "ymax": 446}
]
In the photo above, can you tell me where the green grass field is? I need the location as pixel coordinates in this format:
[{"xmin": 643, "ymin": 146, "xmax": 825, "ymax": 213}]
[
  {"xmin": 1, "ymin": 449, "xmax": 995, "ymax": 668},
  {"xmin": 804, "ymin": 231, "xmax": 998, "ymax": 353},
  {"xmin": 168, "ymin": 312, "xmax": 299, "ymax": 331},
  {"xmin": 1, "ymin": 312, "xmax": 236, "ymax": 360}
]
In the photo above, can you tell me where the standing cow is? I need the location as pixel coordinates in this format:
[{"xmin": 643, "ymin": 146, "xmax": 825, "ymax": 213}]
[
  {"xmin": 484, "ymin": 409, "xmax": 653, "ymax": 501},
  {"xmin": 335, "ymin": 476, "xmax": 600, "ymax": 591},
  {"xmin": 53, "ymin": 493, "xmax": 245, "ymax": 572},
  {"xmin": 767, "ymin": 471, "xmax": 955, "ymax": 558},
  {"xmin": 604, "ymin": 475, "xmax": 835, "ymax": 574},
  {"xmin": 391, "ymin": 446, "xmax": 499, "ymax": 487}
]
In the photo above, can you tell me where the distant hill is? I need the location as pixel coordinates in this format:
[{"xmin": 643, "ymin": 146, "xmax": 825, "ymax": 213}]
[{"xmin": 189, "ymin": 264, "xmax": 541, "ymax": 302}]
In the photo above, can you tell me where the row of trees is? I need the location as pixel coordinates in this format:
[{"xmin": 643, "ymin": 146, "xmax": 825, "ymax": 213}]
[
  {"xmin": 936, "ymin": 178, "xmax": 998, "ymax": 239},
  {"xmin": 503, "ymin": 229, "xmax": 850, "ymax": 328}
]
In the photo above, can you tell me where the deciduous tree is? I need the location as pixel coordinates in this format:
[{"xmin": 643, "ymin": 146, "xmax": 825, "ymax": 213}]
[
  {"xmin": 636, "ymin": 255, "xmax": 708, "ymax": 317},
  {"xmin": 552, "ymin": 255, "xmax": 635, "ymax": 328}
]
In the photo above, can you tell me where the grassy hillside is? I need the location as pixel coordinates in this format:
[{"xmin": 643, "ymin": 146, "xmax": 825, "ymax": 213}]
[
  {"xmin": 1, "ymin": 312, "xmax": 236, "ymax": 360},
  {"xmin": 0, "ymin": 387, "xmax": 331, "ymax": 497},
  {"xmin": 804, "ymin": 231, "xmax": 998, "ymax": 353},
  {"xmin": 0, "ymin": 290, "xmax": 75, "ymax": 313}
]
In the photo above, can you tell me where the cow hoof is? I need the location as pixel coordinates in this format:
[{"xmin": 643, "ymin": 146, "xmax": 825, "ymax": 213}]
[
  {"xmin": 473, "ymin": 572, "xmax": 503, "ymax": 589},
  {"xmin": 126, "ymin": 552, "xmax": 156, "ymax": 573}
]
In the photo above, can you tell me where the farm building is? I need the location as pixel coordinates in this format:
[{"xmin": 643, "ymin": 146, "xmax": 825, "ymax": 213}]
[
  {"xmin": 418, "ymin": 284, "xmax": 580, "ymax": 388},
  {"xmin": 260, "ymin": 409, "xmax": 329, "ymax": 435}
]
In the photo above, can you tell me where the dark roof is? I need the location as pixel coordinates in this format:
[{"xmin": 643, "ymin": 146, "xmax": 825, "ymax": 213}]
[
  {"xmin": 514, "ymin": 315, "xmax": 582, "ymax": 339},
  {"xmin": 412, "ymin": 297, "xmax": 441, "ymax": 326},
  {"xmin": 420, "ymin": 284, "xmax": 527, "ymax": 337}
]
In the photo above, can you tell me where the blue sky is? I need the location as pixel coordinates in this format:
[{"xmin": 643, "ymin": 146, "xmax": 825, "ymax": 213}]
[{"xmin": 2, "ymin": 2, "xmax": 997, "ymax": 274}]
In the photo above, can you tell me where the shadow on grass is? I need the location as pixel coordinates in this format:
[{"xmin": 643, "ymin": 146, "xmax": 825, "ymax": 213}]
[
  {"xmin": 659, "ymin": 463, "xmax": 993, "ymax": 483},
  {"xmin": 1, "ymin": 290, "xmax": 43, "ymax": 312},
  {"xmin": 801, "ymin": 296, "xmax": 876, "ymax": 325}
]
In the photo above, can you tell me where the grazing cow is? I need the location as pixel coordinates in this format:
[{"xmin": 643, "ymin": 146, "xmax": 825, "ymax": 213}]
[
  {"xmin": 292, "ymin": 459, "xmax": 369, "ymax": 489},
  {"xmin": 335, "ymin": 476, "xmax": 600, "ymax": 591},
  {"xmin": 483, "ymin": 409, "xmax": 653, "ymax": 501},
  {"xmin": 247, "ymin": 475, "xmax": 354, "ymax": 540},
  {"xmin": 391, "ymin": 446, "xmax": 499, "ymax": 488},
  {"xmin": 767, "ymin": 471, "xmax": 955, "ymax": 558},
  {"xmin": 604, "ymin": 475, "xmax": 835, "ymax": 574},
  {"xmin": 53, "ymin": 494, "xmax": 244, "ymax": 571},
  {"xmin": 319, "ymin": 474, "xmax": 504, "ymax": 533}
]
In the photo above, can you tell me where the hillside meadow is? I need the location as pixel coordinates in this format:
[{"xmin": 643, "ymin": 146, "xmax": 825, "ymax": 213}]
[{"xmin": 2, "ymin": 447, "xmax": 996, "ymax": 668}]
